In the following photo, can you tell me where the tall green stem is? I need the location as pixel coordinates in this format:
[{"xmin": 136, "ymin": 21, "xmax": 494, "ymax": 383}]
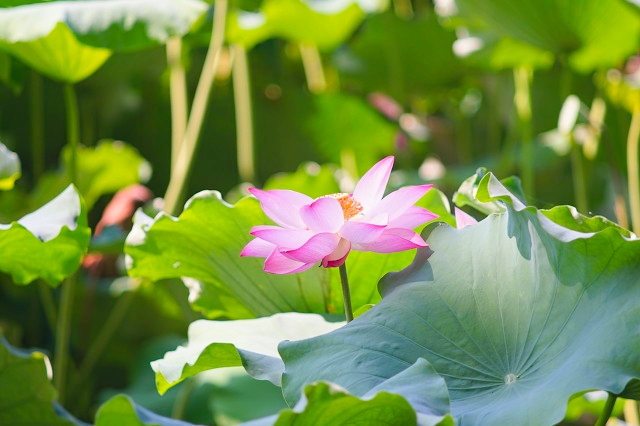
[
  {"xmin": 38, "ymin": 282, "xmax": 57, "ymax": 333},
  {"xmin": 232, "ymin": 43, "xmax": 255, "ymax": 183},
  {"xmin": 167, "ymin": 37, "xmax": 189, "ymax": 170},
  {"xmin": 63, "ymin": 83, "xmax": 80, "ymax": 184},
  {"xmin": 70, "ymin": 290, "xmax": 136, "ymax": 396},
  {"xmin": 29, "ymin": 71, "xmax": 45, "ymax": 181},
  {"xmin": 299, "ymin": 42, "xmax": 326, "ymax": 94},
  {"xmin": 164, "ymin": 0, "xmax": 228, "ymax": 215},
  {"xmin": 172, "ymin": 377, "xmax": 197, "ymax": 419},
  {"xmin": 594, "ymin": 392, "xmax": 617, "ymax": 426},
  {"xmin": 513, "ymin": 67, "xmax": 534, "ymax": 199},
  {"xmin": 54, "ymin": 82, "xmax": 81, "ymax": 404},
  {"xmin": 338, "ymin": 263, "xmax": 353, "ymax": 323},
  {"xmin": 627, "ymin": 108, "xmax": 640, "ymax": 234},
  {"xmin": 54, "ymin": 274, "xmax": 77, "ymax": 404}
]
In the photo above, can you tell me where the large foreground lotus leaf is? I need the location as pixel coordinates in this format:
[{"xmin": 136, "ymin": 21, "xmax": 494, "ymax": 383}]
[
  {"xmin": 125, "ymin": 191, "xmax": 332, "ymax": 319},
  {"xmin": 0, "ymin": 0, "xmax": 207, "ymax": 82},
  {"xmin": 151, "ymin": 313, "xmax": 344, "ymax": 394},
  {"xmin": 0, "ymin": 185, "xmax": 90, "ymax": 286},
  {"xmin": 226, "ymin": 0, "xmax": 369, "ymax": 51},
  {"xmin": 0, "ymin": 337, "xmax": 72, "ymax": 425},
  {"xmin": 279, "ymin": 173, "xmax": 640, "ymax": 425},
  {"xmin": 453, "ymin": 0, "xmax": 640, "ymax": 72}
]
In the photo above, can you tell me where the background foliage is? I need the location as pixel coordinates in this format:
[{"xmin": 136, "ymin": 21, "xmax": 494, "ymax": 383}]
[{"xmin": 0, "ymin": 0, "xmax": 639, "ymax": 424}]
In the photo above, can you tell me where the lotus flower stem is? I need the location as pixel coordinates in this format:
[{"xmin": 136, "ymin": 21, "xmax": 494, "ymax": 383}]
[
  {"xmin": 339, "ymin": 263, "xmax": 354, "ymax": 322},
  {"xmin": 627, "ymin": 108, "xmax": 640, "ymax": 234},
  {"xmin": 164, "ymin": 0, "xmax": 228, "ymax": 215},
  {"xmin": 594, "ymin": 392, "xmax": 617, "ymax": 426}
]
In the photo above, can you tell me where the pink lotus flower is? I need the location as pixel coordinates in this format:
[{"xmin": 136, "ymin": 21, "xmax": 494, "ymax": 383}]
[{"xmin": 241, "ymin": 157, "xmax": 438, "ymax": 274}]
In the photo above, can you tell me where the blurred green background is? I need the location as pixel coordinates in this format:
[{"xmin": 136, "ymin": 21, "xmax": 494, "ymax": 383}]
[{"xmin": 1, "ymin": 0, "xmax": 640, "ymax": 424}]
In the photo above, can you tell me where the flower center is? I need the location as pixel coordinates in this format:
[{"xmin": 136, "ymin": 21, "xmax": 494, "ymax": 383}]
[{"xmin": 322, "ymin": 193, "xmax": 363, "ymax": 220}]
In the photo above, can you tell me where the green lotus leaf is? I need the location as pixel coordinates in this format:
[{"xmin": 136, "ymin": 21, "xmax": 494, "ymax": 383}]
[
  {"xmin": 0, "ymin": 141, "xmax": 20, "ymax": 190},
  {"xmin": 263, "ymin": 162, "xmax": 340, "ymax": 199},
  {"xmin": 307, "ymin": 92, "xmax": 397, "ymax": 175},
  {"xmin": 226, "ymin": 0, "xmax": 369, "ymax": 51},
  {"xmin": 279, "ymin": 172, "xmax": 640, "ymax": 425},
  {"xmin": 0, "ymin": 0, "xmax": 207, "ymax": 82},
  {"xmin": 0, "ymin": 337, "xmax": 73, "ymax": 425},
  {"xmin": 95, "ymin": 394, "xmax": 198, "ymax": 426},
  {"xmin": 453, "ymin": 31, "xmax": 554, "ymax": 70},
  {"xmin": 151, "ymin": 313, "xmax": 344, "ymax": 394},
  {"xmin": 67, "ymin": 140, "xmax": 152, "ymax": 209},
  {"xmin": 30, "ymin": 140, "xmax": 151, "ymax": 211},
  {"xmin": 337, "ymin": 10, "xmax": 465, "ymax": 104},
  {"xmin": 125, "ymin": 191, "xmax": 332, "ymax": 319},
  {"xmin": 453, "ymin": 0, "xmax": 640, "ymax": 72},
  {"xmin": 0, "ymin": 185, "xmax": 90, "ymax": 286}
]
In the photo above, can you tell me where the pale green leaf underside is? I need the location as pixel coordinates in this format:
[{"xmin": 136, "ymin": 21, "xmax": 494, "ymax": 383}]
[
  {"xmin": 0, "ymin": 185, "xmax": 90, "ymax": 286},
  {"xmin": 454, "ymin": 0, "xmax": 640, "ymax": 72},
  {"xmin": 0, "ymin": 0, "xmax": 207, "ymax": 82},
  {"xmin": 280, "ymin": 173, "xmax": 640, "ymax": 425},
  {"xmin": 151, "ymin": 313, "xmax": 344, "ymax": 394}
]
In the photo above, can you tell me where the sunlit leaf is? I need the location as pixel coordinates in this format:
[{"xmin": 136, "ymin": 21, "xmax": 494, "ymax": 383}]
[
  {"xmin": 31, "ymin": 140, "xmax": 151, "ymax": 210},
  {"xmin": 279, "ymin": 172, "xmax": 640, "ymax": 425},
  {"xmin": 263, "ymin": 162, "xmax": 340, "ymax": 199},
  {"xmin": 337, "ymin": 10, "xmax": 464, "ymax": 104},
  {"xmin": 125, "ymin": 191, "xmax": 331, "ymax": 319},
  {"xmin": 151, "ymin": 313, "xmax": 344, "ymax": 393},
  {"xmin": 0, "ymin": 185, "xmax": 90, "ymax": 286},
  {"xmin": 68, "ymin": 140, "xmax": 152, "ymax": 209},
  {"xmin": 227, "ymin": 0, "xmax": 371, "ymax": 51},
  {"xmin": 0, "ymin": 141, "xmax": 20, "ymax": 190},
  {"xmin": 452, "ymin": 32, "xmax": 554, "ymax": 70},
  {"xmin": 453, "ymin": 0, "xmax": 640, "ymax": 72},
  {"xmin": 0, "ymin": 0, "xmax": 208, "ymax": 82},
  {"xmin": 94, "ymin": 394, "xmax": 198, "ymax": 426},
  {"xmin": 0, "ymin": 337, "xmax": 72, "ymax": 425},
  {"xmin": 307, "ymin": 92, "xmax": 396, "ymax": 174}
]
